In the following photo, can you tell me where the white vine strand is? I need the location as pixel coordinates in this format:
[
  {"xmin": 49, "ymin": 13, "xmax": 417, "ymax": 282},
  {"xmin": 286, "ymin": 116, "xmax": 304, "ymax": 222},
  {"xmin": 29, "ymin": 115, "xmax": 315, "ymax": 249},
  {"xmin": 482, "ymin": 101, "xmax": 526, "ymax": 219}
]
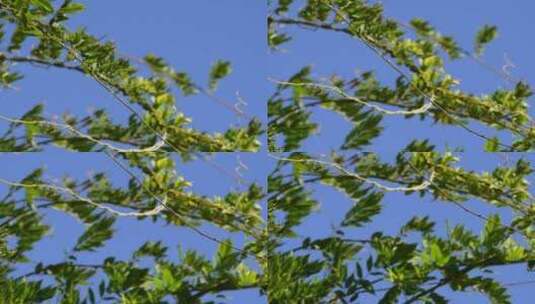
[
  {"xmin": 0, "ymin": 114, "xmax": 166, "ymax": 153},
  {"xmin": 502, "ymin": 53, "xmax": 516, "ymax": 79},
  {"xmin": 270, "ymin": 78, "xmax": 433, "ymax": 115},
  {"xmin": 234, "ymin": 91, "xmax": 248, "ymax": 117},
  {"xmin": 269, "ymin": 153, "xmax": 435, "ymax": 193},
  {"xmin": 0, "ymin": 177, "xmax": 165, "ymax": 217},
  {"xmin": 233, "ymin": 91, "xmax": 249, "ymax": 189}
]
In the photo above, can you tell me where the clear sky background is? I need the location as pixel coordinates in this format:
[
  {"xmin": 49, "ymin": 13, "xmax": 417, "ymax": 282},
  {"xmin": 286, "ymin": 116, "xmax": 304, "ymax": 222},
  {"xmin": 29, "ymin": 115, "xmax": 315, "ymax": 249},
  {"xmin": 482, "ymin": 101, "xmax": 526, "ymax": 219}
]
[{"xmin": 1, "ymin": 0, "xmax": 535, "ymax": 303}]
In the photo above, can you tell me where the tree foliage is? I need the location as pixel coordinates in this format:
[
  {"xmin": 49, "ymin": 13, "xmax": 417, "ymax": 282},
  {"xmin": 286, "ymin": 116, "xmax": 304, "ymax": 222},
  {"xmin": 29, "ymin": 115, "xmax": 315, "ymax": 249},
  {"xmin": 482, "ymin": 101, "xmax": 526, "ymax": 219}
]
[
  {"xmin": 268, "ymin": 0, "xmax": 534, "ymax": 152},
  {"xmin": 267, "ymin": 0, "xmax": 535, "ymax": 303},
  {"xmin": 0, "ymin": 0, "xmax": 534, "ymax": 303},
  {"xmin": 0, "ymin": 1, "xmax": 264, "ymax": 303}
]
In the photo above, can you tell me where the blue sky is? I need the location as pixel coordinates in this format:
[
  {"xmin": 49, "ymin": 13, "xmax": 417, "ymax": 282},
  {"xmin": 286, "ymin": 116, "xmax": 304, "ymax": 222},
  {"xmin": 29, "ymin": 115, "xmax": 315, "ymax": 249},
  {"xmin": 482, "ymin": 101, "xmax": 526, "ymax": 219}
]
[{"xmin": 1, "ymin": 0, "xmax": 535, "ymax": 303}]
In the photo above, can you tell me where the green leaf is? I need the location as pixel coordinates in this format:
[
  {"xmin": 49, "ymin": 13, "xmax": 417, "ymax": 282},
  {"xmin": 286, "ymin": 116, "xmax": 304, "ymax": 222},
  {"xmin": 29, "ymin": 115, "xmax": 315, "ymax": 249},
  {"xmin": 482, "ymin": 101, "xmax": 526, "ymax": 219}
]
[
  {"xmin": 268, "ymin": 31, "xmax": 292, "ymax": 48},
  {"xmin": 59, "ymin": 3, "xmax": 85, "ymax": 14},
  {"xmin": 378, "ymin": 286, "xmax": 401, "ymax": 304},
  {"xmin": 25, "ymin": 124, "xmax": 40, "ymax": 145},
  {"xmin": 208, "ymin": 60, "xmax": 232, "ymax": 91},
  {"xmin": 484, "ymin": 137, "xmax": 500, "ymax": 152},
  {"xmin": 481, "ymin": 214, "xmax": 507, "ymax": 247},
  {"xmin": 20, "ymin": 104, "xmax": 44, "ymax": 120},
  {"xmin": 74, "ymin": 217, "xmax": 115, "ymax": 252},
  {"xmin": 502, "ymin": 238, "xmax": 526, "ymax": 262},
  {"xmin": 88, "ymin": 288, "xmax": 96, "ymax": 304},
  {"xmin": 473, "ymin": 278, "xmax": 511, "ymax": 304},
  {"xmin": 236, "ymin": 263, "xmax": 258, "ymax": 286},
  {"xmin": 341, "ymin": 112, "xmax": 383, "ymax": 150},
  {"xmin": 429, "ymin": 242, "xmax": 449, "ymax": 267},
  {"xmin": 400, "ymin": 216, "xmax": 435, "ymax": 236},
  {"xmin": 342, "ymin": 192, "xmax": 383, "ymax": 227},
  {"xmin": 475, "ymin": 25, "xmax": 498, "ymax": 56},
  {"xmin": 274, "ymin": 0, "xmax": 293, "ymax": 14},
  {"xmin": 155, "ymin": 156, "xmax": 173, "ymax": 170},
  {"xmin": 320, "ymin": 98, "xmax": 383, "ymax": 150},
  {"xmin": 31, "ymin": 0, "xmax": 54, "ymax": 13},
  {"xmin": 214, "ymin": 239, "xmax": 238, "ymax": 268},
  {"xmin": 151, "ymin": 264, "xmax": 181, "ymax": 292},
  {"xmin": 133, "ymin": 241, "xmax": 168, "ymax": 261},
  {"xmin": 410, "ymin": 18, "xmax": 433, "ymax": 35},
  {"xmin": 173, "ymin": 72, "xmax": 197, "ymax": 95},
  {"xmin": 269, "ymin": 179, "xmax": 319, "ymax": 236},
  {"xmin": 19, "ymin": 168, "xmax": 43, "ymax": 208}
]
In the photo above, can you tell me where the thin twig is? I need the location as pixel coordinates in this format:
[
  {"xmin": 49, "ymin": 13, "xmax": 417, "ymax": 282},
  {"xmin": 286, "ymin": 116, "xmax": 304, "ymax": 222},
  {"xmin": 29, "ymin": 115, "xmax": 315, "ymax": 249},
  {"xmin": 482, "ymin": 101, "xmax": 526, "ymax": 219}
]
[
  {"xmin": 0, "ymin": 113, "xmax": 166, "ymax": 153},
  {"xmin": 269, "ymin": 153, "xmax": 434, "ymax": 193},
  {"xmin": 0, "ymin": 177, "xmax": 166, "ymax": 217},
  {"xmin": 270, "ymin": 78, "xmax": 432, "ymax": 115}
]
